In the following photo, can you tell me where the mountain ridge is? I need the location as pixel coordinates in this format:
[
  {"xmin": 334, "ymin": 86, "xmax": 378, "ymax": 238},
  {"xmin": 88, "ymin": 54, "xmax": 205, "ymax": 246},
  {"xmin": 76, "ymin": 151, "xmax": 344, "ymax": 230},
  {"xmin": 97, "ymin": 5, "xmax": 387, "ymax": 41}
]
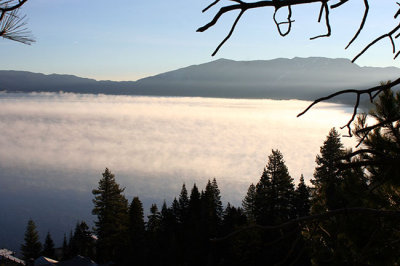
[{"xmin": 1, "ymin": 57, "xmax": 400, "ymax": 104}]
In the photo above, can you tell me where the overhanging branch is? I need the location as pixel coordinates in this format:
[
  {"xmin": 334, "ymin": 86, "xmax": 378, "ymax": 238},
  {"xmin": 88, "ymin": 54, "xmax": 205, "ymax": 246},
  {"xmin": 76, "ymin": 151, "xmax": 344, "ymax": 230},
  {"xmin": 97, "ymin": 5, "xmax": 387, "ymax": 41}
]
[
  {"xmin": 211, "ymin": 207, "xmax": 400, "ymax": 242},
  {"xmin": 297, "ymin": 78, "xmax": 400, "ymax": 138}
]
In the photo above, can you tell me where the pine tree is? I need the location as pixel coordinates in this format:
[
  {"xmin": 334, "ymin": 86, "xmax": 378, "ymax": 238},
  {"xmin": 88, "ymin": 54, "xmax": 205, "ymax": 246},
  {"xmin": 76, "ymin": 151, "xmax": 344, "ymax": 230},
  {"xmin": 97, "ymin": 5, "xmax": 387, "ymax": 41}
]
[
  {"xmin": 160, "ymin": 200, "xmax": 176, "ymax": 231},
  {"xmin": 21, "ymin": 219, "xmax": 42, "ymax": 261},
  {"xmin": 242, "ymin": 183, "xmax": 256, "ymax": 223},
  {"xmin": 294, "ymin": 175, "xmax": 311, "ymax": 217},
  {"xmin": 178, "ymin": 183, "xmax": 189, "ymax": 223},
  {"xmin": 129, "ymin": 196, "xmax": 145, "ymax": 241},
  {"xmin": 221, "ymin": 203, "xmax": 247, "ymax": 235},
  {"xmin": 253, "ymin": 150, "xmax": 303, "ymax": 264},
  {"xmin": 311, "ymin": 128, "xmax": 346, "ymax": 212},
  {"xmin": 255, "ymin": 150, "xmax": 295, "ymax": 225},
  {"xmin": 186, "ymin": 184, "xmax": 204, "ymax": 266},
  {"xmin": 127, "ymin": 196, "xmax": 146, "ymax": 265},
  {"xmin": 268, "ymin": 150, "xmax": 295, "ymax": 221},
  {"xmin": 147, "ymin": 204, "xmax": 161, "ymax": 233},
  {"xmin": 355, "ymin": 89, "xmax": 400, "ymax": 207},
  {"xmin": 146, "ymin": 203, "xmax": 162, "ymax": 266},
  {"xmin": 92, "ymin": 168, "xmax": 129, "ymax": 263},
  {"xmin": 308, "ymin": 129, "xmax": 370, "ymax": 264},
  {"xmin": 189, "ymin": 183, "xmax": 201, "ymax": 219},
  {"xmin": 159, "ymin": 201, "xmax": 179, "ymax": 266},
  {"xmin": 202, "ymin": 179, "xmax": 223, "ymax": 237},
  {"xmin": 254, "ymin": 168, "xmax": 272, "ymax": 225},
  {"xmin": 42, "ymin": 232, "xmax": 55, "ymax": 258},
  {"xmin": 62, "ymin": 233, "xmax": 69, "ymax": 260},
  {"xmin": 171, "ymin": 197, "xmax": 180, "ymax": 220},
  {"xmin": 71, "ymin": 221, "xmax": 94, "ymax": 258},
  {"xmin": 211, "ymin": 178, "xmax": 223, "ymax": 220},
  {"xmin": 67, "ymin": 230, "xmax": 74, "ymax": 257},
  {"xmin": 321, "ymin": 88, "xmax": 400, "ymax": 265}
]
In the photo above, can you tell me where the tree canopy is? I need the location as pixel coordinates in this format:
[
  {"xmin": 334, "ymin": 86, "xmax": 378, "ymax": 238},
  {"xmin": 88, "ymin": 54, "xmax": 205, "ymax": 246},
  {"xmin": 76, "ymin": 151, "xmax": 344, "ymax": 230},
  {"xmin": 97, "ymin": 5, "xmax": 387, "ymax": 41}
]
[
  {"xmin": 92, "ymin": 168, "xmax": 129, "ymax": 263},
  {"xmin": 21, "ymin": 219, "xmax": 42, "ymax": 261}
]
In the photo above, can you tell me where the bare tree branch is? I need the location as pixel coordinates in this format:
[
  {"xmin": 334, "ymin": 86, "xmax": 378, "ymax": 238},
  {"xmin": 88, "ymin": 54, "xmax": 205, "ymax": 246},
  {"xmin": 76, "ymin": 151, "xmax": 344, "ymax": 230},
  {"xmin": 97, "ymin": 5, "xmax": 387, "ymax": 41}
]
[
  {"xmin": 297, "ymin": 78, "xmax": 400, "ymax": 138},
  {"xmin": 0, "ymin": 0, "xmax": 27, "ymax": 12},
  {"xmin": 198, "ymin": 0, "xmax": 346, "ymax": 56},
  {"xmin": 310, "ymin": 1, "xmax": 331, "ymax": 40},
  {"xmin": 330, "ymin": 0, "xmax": 348, "ymax": 9},
  {"xmin": 199, "ymin": 0, "xmax": 384, "ymax": 60},
  {"xmin": 341, "ymin": 92, "xmax": 360, "ymax": 138},
  {"xmin": 203, "ymin": 0, "xmax": 221, "ymax": 13},
  {"xmin": 211, "ymin": 9, "xmax": 245, "ymax": 56},
  {"xmin": 352, "ymin": 23, "xmax": 400, "ymax": 62},
  {"xmin": 345, "ymin": 0, "xmax": 369, "ymax": 49},
  {"xmin": 273, "ymin": 5, "xmax": 294, "ymax": 37}
]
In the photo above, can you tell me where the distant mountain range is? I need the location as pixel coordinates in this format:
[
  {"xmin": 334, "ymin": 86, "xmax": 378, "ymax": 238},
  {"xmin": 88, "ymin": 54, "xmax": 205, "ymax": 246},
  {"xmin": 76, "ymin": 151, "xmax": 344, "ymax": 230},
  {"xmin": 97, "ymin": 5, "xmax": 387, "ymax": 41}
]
[{"xmin": 1, "ymin": 57, "xmax": 400, "ymax": 104}]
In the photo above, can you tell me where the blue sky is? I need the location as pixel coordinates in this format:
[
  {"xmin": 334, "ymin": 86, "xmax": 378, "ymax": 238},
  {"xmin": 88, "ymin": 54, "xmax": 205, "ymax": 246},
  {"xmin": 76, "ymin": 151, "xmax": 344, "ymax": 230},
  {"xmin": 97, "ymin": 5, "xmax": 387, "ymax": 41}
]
[{"xmin": 0, "ymin": 0, "xmax": 399, "ymax": 80}]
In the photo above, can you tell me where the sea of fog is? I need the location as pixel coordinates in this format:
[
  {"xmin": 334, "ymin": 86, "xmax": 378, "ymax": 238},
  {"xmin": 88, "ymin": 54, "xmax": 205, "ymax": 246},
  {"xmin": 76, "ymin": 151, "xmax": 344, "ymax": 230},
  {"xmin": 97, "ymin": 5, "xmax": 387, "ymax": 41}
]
[{"xmin": 0, "ymin": 92, "xmax": 355, "ymax": 251}]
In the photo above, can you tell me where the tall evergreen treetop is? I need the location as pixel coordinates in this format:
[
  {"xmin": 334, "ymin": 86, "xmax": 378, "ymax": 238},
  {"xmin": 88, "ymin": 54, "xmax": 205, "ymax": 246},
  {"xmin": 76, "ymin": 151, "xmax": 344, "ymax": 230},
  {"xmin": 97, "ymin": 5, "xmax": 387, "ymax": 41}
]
[
  {"xmin": 147, "ymin": 204, "xmax": 161, "ymax": 233},
  {"xmin": 42, "ymin": 232, "xmax": 55, "ymax": 258},
  {"xmin": 171, "ymin": 197, "xmax": 180, "ymax": 220},
  {"xmin": 268, "ymin": 150, "xmax": 295, "ymax": 220},
  {"xmin": 203, "ymin": 179, "xmax": 223, "ymax": 221},
  {"xmin": 313, "ymin": 128, "xmax": 345, "ymax": 184},
  {"xmin": 255, "ymin": 150, "xmax": 295, "ymax": 225},
  {"xmin": 70, "ymin": 221, "xmax": 93, "ymax": 258},
  {"xmin": 202, "ymin": 179, "xmax": 223, "ymax": 237},
  {"xmin": 295, "ymin": 175, "xmax": 311, "ymax": 217},
  {"xmin": 242, "ymin": 183, "xmax": 256, "ymax": 223},
  {"xmin": 255, "ymin": 168, "xmax": 272, "ymax": 225},
  {"xmin": 127, "ymin": 196, "xmax": 146, "ymax": 266},
  {"xmin": 160, "ymin": 200, "xmax": 172, "ymax": 229},
  {"xmin": 211, "ymin": 178, "xmax": 223, "ymax": 219},
  {"xmin": 188, "ymin": 183, "xmax": 201, "ymax": 223},
  {"xmin": 92, "ymin": 168, "xmax": 129, "ymax": 263},
  {"xmin": 189, "ymin": 184, "xmax": 201, "ymax": 210},
  {"xmin": 179, "ymin": 183, "xmax": 189, "ymax": 209},
  {"xmin": 178, "ymin": 183, "xmax": 189, "ymax": 223},
  {"xmin": 92, "ymin": 168, "xmax": 128, "ymax": 226},
  {"xmin": 21, "ymin": 219, "xmax": 42, "ymax": 261},
  {"xmin": 129, "ymin": 196, "xmax": 145, "ymax": 237},
  {"xmin": 62, "ymin": 233, "xmax": 69, "ymax": 260},
  {"xmin": 312, "ymin": 128, "xmax": 346, "ymax": 211}
]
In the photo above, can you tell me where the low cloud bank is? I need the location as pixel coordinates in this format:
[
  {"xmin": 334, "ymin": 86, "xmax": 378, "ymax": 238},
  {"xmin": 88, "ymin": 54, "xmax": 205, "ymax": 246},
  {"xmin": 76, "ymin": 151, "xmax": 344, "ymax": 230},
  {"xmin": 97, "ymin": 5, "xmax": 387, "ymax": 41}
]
[
  {"xmin": 0, "ymin": 92, "xmax": 356, "ymax": 200},
  {"xmin": 0, "ymin": 92, "xmax": 355, "ymax": 250}
]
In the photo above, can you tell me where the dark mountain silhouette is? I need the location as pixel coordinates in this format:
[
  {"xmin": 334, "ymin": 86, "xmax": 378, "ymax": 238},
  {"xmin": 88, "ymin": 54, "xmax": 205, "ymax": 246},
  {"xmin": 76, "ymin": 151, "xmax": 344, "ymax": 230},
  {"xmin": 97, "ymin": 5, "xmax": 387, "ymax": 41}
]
[{"xmin": 1, "ymin": 57, "xmax": 400, "ymax": 103}]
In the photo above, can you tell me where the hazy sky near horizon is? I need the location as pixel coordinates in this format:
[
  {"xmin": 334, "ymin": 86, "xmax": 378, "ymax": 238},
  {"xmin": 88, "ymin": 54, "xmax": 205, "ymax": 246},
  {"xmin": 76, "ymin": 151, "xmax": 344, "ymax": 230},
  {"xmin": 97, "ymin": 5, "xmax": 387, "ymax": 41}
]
[{"xmin": 0, "ymin": 0, "xmax": 400, "ymax": 80}]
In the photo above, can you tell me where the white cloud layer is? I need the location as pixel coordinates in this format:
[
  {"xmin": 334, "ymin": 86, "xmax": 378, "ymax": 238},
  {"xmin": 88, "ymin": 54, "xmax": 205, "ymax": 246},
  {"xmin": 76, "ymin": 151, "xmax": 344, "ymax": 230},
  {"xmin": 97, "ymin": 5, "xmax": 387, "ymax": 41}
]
[{"xmin": 0, "ymin": 92, "xmax": 355, "ymax": 204}]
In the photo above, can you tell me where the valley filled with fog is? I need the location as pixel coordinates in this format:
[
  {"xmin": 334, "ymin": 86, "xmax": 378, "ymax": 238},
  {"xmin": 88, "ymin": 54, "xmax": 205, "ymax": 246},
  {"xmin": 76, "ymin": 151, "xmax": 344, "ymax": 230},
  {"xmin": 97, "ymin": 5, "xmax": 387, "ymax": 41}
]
[{"xmin": 0, "ymin": 92, "xmax": 355, "ymax": 251}]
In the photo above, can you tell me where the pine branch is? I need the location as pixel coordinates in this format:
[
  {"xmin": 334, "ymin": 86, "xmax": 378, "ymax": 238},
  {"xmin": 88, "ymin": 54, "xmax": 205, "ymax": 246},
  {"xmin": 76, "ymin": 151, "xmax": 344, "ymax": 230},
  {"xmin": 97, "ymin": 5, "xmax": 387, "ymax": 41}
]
[{"xmin": 0, "ymin": 0, "xmax": 34, "ymax": 45}]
